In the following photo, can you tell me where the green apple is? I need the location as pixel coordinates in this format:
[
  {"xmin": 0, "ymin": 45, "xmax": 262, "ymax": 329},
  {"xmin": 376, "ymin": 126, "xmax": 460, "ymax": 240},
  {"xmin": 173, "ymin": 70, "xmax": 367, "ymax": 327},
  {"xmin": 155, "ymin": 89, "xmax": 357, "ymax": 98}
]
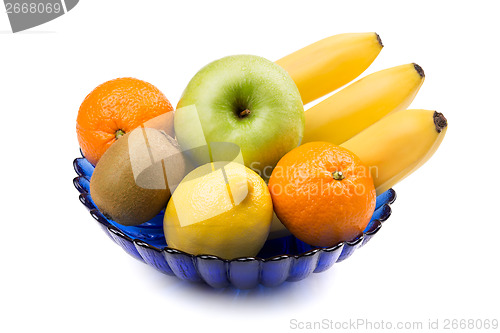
[{"xmin": 174, "ymin": 55, "xmax": 304, "ymax": 178}]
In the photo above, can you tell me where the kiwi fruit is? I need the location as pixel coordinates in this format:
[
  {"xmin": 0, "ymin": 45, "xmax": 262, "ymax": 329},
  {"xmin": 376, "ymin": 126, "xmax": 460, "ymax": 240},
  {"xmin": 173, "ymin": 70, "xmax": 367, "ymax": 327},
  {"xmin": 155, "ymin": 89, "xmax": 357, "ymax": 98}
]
[{"xmin": 90, "ymin": 127, "xmax": 187, "ymax": 226}]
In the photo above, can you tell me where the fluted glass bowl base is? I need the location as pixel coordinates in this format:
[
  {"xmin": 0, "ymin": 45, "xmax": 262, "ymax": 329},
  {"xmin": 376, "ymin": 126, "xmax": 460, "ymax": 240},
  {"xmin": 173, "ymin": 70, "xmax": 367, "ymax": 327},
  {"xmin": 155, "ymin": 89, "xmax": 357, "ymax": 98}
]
[{"xmin": 73, "ymin": 156, "xmax": 396, "ymax": 289}]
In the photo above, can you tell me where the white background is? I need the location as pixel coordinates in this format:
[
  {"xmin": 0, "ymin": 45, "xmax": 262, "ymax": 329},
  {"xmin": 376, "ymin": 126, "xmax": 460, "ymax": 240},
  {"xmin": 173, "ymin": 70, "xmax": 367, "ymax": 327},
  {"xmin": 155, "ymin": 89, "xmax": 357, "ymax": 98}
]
[{"xmin": 1, "ymin": 1, "xmax": 499, "ymax": 332}]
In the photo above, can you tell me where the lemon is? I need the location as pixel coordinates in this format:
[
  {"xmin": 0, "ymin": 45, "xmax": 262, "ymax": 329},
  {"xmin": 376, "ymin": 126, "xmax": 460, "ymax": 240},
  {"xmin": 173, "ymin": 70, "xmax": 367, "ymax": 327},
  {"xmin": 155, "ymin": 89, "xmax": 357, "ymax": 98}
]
[{"xmin": 164, "ymin": 162, "xmax": 273, "ymax": 259}]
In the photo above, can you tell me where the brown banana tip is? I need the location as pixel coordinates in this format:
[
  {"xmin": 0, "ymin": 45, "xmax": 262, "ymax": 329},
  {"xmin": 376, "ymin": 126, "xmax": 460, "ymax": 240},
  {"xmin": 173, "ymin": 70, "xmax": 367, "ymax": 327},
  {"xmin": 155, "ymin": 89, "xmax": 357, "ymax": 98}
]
[
  {"xmin": 433, "ymin": 111, "xmax": 448, "ymax": 133},
  {"xmin": 376, "ymin": 33, "xmax": 383, "ymax": 47},
  {"xmin": 413, "ymin": 63, "xmax": 425, "ymax": 78}
]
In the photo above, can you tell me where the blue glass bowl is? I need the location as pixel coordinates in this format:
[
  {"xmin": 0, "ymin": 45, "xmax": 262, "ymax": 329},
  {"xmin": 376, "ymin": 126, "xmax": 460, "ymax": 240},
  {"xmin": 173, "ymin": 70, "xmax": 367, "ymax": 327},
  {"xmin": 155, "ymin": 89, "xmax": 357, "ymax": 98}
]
[{"xmin": 73, "ymin": 156, "xmax": 396, "ymax": 289}]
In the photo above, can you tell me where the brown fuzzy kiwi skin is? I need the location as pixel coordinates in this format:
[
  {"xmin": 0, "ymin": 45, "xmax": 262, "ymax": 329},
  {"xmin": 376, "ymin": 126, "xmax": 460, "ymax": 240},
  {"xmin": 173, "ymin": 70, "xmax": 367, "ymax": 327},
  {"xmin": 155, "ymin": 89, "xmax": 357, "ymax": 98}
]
[{"xmin": 90, "ymin": 128, "xmax": 186, "ymax": 226}]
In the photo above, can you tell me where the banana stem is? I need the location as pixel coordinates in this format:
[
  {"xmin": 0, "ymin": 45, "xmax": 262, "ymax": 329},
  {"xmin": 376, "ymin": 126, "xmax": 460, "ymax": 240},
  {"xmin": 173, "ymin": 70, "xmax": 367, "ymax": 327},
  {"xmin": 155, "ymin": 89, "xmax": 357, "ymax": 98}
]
[
  {"xmin": 413, "ymin": 63, "xmax": 425, "ymax": 78},
  {"xmin": 433, "ymin": 112, "xmax": 448, "ymax": 133}
]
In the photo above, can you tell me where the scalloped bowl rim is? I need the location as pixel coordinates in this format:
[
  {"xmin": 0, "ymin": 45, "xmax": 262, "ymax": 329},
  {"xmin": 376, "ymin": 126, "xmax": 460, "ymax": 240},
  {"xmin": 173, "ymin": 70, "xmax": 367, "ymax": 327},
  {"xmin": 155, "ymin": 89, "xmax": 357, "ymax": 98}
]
[{"xmin": 73, "ymin": 156, "xmax": 396, "ymax": 265}]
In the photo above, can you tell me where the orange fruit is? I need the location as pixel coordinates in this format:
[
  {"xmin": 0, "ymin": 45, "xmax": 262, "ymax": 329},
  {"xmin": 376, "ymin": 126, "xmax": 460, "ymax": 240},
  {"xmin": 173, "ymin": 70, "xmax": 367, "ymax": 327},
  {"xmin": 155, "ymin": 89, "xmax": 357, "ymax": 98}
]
[
  {"xmin": 268, "ymin": 142, "xmax": 376, "ymax": 247},
  {"xmin": 76, "ymin": 77, "xmax": 173, "ymax": 166}
]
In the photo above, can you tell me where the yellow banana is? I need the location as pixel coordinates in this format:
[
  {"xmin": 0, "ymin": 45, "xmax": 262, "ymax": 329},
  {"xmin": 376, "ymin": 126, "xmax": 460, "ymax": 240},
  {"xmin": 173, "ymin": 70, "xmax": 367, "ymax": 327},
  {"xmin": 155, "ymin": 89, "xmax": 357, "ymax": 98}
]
[
  {"xmin": 302, "ymin": 63, "xmax": 425, "ymax": 145},
  {"xmin": 276, "ymin": 32, "xmax": 383, "ymax": 105},
  {"xmin": 341, "ymin": 109, "xmax": 448, "ymax": 195}
]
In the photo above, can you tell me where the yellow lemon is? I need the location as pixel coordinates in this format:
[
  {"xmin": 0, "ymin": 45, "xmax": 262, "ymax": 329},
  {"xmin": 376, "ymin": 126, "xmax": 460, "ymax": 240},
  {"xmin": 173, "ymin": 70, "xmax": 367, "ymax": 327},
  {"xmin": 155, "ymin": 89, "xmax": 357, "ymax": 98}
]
[{"xmin": 164, "ymin": 162, "xmax": 273, "ymax": 259}]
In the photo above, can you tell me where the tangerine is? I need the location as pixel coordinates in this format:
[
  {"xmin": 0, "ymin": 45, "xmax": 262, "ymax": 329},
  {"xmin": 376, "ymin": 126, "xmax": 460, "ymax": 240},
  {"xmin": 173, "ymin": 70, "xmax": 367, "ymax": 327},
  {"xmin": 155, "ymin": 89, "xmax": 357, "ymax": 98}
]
[
  {"xmin": 76, "ymin": 77, "xmax": 173, "ymax": 166},
  {"xmin": 268, "ymin": 142, "xmax": 376, "ymax": 247}
]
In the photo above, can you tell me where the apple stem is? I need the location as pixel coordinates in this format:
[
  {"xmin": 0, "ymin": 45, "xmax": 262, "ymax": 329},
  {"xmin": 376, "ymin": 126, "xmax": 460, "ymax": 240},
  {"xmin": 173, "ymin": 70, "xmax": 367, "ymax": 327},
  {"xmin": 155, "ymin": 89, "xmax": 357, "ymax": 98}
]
[{"xmin": 239, "ymin": 109, "xmax": 251, "ymax": 118}]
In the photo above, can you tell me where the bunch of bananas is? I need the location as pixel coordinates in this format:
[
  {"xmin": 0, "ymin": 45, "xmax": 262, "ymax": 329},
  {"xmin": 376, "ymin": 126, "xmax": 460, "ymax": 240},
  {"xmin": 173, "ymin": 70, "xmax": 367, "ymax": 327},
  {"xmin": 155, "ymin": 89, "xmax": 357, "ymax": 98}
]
[{"xmin": 277, "ymin": 32, "xmax": 447, "ymax": 195}]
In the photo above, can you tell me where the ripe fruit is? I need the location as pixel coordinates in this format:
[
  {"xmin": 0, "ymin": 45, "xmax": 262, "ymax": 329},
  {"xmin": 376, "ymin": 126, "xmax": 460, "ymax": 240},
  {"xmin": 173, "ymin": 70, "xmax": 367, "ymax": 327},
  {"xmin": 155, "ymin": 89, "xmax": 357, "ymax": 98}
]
[
  {"xmin": 164, "ymin": 162, "xmax": 273, "ymax": 259},
  {"xmin": 90, "ymin": 127, "xmax": 187, "ymax": 226},
  {"xmin": 277, "ymin": 32, "xmax": 383, "ymax": 104},
  {"xmin": 302, "ymin": 63, "xmax": 425, "ymax": 145},
  {"xmin": 175, "ymin": 55, "xmax": 304, "ymax": 177},
  {"xmin": 77, "ymin": 77, "xmax": 174, "ymax": 166},
  {"xmin": 268, "ymin": 142, "xmax": 376, "ymax": 247},
  {"xmin": 342, "ymin": 109, "xmax": 448, "ymax": 195}
]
